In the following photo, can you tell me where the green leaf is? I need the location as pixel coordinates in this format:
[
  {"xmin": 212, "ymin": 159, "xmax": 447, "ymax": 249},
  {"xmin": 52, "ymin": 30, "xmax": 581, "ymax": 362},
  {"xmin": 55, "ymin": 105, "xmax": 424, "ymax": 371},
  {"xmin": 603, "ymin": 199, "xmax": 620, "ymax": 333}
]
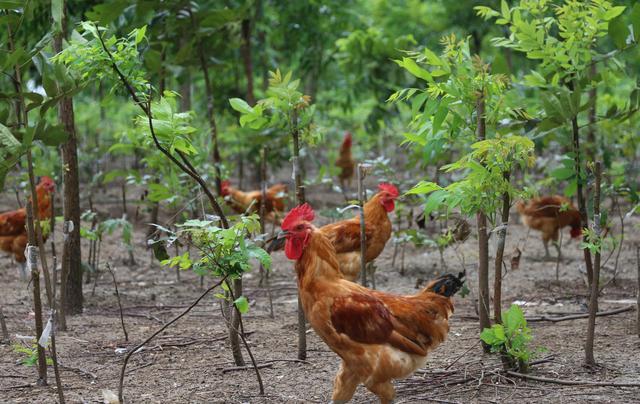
[
  {"xmin": 432, "ymin": 104, "xmax": 449, "ymax": 134},
  {"xmin": 500, "ymin": 0, "xmax": 510, "ymax": 21},
  {"xmin": 85, "ymin": 0, "xmax": 129, "ymax": 25},
  {"xmin": 631, "ymin": 3, "xmax": 640, "ymax": 42},
  {"xmin": 135, "ymin": 25, "xmax": 147, "ymax": 45},
  {"xmin": 234, "ymin": 296, "xmax": 250, "ymax": 314},
  {"xmin": 229, "ymin": 98, "xmax": 254, "ymax": 114},
  {"xmin": 550, "ymin": 167, "xmax": 574, "ymax": 180},
  {"xmin": 608, "ymin": 15, "xmax": 629, "ymax": 49},
  {"xmin": 406, "ymin": 181, "xmax": 441, "ymax": 195},
  {"xmin": 395, "ymin": 58, "xmax": 433, "ymax": 82},
  {"xmin": 604, "ymin": 6, "xmax": 626, "ymax": 21}
]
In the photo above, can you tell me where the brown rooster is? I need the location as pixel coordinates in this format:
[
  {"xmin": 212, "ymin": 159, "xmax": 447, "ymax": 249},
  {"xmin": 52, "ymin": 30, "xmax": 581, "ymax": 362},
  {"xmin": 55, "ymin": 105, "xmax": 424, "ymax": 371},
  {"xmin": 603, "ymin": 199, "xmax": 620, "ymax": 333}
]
[
  {"xmin": 516, "ymin": 195, "xmax": 581, "ymax": 259},
  {"xmin": 220, "ymin": 180, "xmax": 287, "ymax": 223},
  {"xmin": 279, "ymin": 203, "xmax": 464, "ymax": 403},
  {"xmin": 0, "ymin": 177, "xmax": 55, "ymax": 271},
  {"xmin": 269, "ymin": 182, "xmax": 400, "ymax": 281}
]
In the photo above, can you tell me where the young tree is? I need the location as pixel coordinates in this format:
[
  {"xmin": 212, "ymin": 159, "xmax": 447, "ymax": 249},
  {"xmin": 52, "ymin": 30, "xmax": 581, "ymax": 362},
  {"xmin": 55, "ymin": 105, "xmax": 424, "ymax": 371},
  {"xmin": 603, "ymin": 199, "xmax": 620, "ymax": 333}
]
[
  {"xmin": 392, "ymin": 35, "xmax": 534, "ymax": 337},
  {"xmin": 230, "ymin": 69, "xmax": 318, "ymax": 360},
  {"xmin": 477, "ymin": 0, "xmax": 640, "ymax": 365},
  {"xmin": 53, "ymin": 0, "xmax": 83, "ymax": 318}
]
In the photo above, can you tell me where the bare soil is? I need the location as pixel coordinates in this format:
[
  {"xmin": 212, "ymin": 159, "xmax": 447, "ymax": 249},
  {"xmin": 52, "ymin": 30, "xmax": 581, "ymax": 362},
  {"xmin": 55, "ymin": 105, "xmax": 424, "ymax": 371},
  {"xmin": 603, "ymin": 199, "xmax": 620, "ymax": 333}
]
[{"xmin": 1, "ymin": 185, "xmax": 639, "ymax": 403}]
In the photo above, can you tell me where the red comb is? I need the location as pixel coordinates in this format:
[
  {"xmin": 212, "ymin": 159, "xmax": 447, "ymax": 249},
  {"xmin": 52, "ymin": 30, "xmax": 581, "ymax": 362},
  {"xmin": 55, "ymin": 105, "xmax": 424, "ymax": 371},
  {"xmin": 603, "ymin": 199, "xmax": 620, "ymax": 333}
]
[
  {"xmin": 378, "ymin": 182, "xmax": 399, "ymax": 198},
  {"xmin": 282, "ymin": 203, "xmax": 315, "ymax": 230},
  {"xmin": 342, "ymin": 132, "xmax": 352, "ymax": 148}
]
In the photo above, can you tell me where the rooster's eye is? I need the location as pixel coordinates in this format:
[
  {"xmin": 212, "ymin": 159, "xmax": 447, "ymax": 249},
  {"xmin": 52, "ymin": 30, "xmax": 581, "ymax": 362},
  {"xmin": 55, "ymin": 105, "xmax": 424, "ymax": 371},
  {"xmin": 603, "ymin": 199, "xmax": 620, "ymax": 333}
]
[{"xmin": 295, "ymin": 224, "xmax": 304, "ymax": 230}]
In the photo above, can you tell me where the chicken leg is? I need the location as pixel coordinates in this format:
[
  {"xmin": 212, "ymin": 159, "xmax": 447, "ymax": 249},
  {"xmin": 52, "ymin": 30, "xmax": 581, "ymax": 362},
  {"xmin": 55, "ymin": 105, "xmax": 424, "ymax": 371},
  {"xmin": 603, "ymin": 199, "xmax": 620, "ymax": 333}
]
[{"xmin": 331, "ymin": 362, "xmax": 360, "ymax": 404}]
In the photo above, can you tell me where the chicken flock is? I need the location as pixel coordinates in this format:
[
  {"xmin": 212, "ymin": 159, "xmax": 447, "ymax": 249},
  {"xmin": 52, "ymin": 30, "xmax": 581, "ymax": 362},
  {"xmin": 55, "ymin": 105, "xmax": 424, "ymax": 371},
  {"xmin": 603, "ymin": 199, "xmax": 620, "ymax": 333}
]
[{"xmin": 0, "ymin": 135, "xmax": 589, "ymax": 403}]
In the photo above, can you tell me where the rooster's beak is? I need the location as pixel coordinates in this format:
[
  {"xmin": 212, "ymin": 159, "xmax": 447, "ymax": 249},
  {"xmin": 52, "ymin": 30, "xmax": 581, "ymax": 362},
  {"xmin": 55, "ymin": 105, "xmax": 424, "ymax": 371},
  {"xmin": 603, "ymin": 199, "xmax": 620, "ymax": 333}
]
[{"xmin": 277, "ymin": 230, "xmax": 289, "ymax": 239}]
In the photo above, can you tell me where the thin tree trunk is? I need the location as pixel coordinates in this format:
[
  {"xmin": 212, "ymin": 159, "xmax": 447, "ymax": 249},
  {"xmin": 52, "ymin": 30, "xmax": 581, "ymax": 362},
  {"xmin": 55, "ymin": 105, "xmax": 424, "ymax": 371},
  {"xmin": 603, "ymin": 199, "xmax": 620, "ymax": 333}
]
[
  {"xmin": 291, "ymin": 109, "xmax": 307, "ymax": 361},
  {"xmin": 571, "ymin": 81, "xmax": 594, "ymax": 288},
  {"xmin": 585, "ymin": 162, "xmax": 602, "ymax": 366},
  {"xmin": 587, "ymin": 64, "xmax": 597, "ymax": 162},
  {"xmin": 53, "ymin": 27, "xmax": 82, "ymax": 316},
  {"xmin": 240, "ymin": 18, "xmax": 255, "ymax": 106},
  {"xmin": 636, "ymin": 245, "xmax": 639, "ymax": 338},
  {"xmin": 357, "ymin": 164, "xmax": 367, "ymax": 287},
  {"xmin": 229, "ymin": 279, "xmax": 245, "ymax": 366},
  {"xmin": 26, "ymin": 203, "xmax": 48, "ymax": 386},
  {"xmin": 192, "ymin": 10, "xmax": 222, "ymax": 195},
  {"xmin": 255, "ymin": 0, "xmax": 269, "ymax": 92},
  {"xmin": 0, "ymin": 306, "xmax": 8, "ymax": 342},
  {"xmin": 476, "ymin": 92, "xmax": 491, "ymax": 344},
  {"xmin": 494, "ymin": 173, "xmax": 511, "ymax": 324}
]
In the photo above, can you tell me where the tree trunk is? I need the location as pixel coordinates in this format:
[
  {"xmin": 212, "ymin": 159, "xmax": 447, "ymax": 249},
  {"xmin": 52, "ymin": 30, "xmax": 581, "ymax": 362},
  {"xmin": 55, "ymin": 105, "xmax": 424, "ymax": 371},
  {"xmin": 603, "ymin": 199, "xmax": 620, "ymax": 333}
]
[
  {"xmin": 585, "ymin": 162, "xmax": 601, "ymax": 366},
  {"xmin": 240, "ymin": 19, "xmax": 255, "ymax": 106},
  {"xmin": 26, "ymin": 203, "xmax": 48, "ymax": 386},
  {"xmin": 57, "ymin": 75, "xmax": 83, "ymax": 316},
  {"xmin": 587, "ymin": 64, "xmax": 597, "ymax": 162},
  {"xmin": 636, "ymin": 245, "xmax": 639, "ymax": 338},
  {"xmin": 229, "ymin": 278, "xmax": 245, "ymax": 366},
  {"xmin": 194, "ymin": 27, "xmax": 222, "ymax": 195},
  {"xmin": 494, "ymin": 173, "xmax": 511, "ymax": 324},
  {"xmin": 571, "ymin": 82, "xmax": 594, "ymax": 288},
  {"xmin": 357, "ymin": 165, "xmax": 367, "ymax": 287},
  {"xmin": 476, "ymin": 92, "xmax": 491, "ymax": 344},
  {"xmin": 291, "ymin": 109, "xmax": 307, "ymax": 360}
]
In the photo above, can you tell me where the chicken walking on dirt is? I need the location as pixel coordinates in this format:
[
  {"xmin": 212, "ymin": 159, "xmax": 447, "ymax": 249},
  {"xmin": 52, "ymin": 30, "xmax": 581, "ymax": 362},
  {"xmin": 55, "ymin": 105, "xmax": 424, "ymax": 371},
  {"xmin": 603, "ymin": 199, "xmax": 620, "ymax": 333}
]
[
  {"xmin": 269, "ymin": 182, "xmax": 399, "ymax": 281},
  {"xmin": 0, "ymin": 177, "xmax": 56, "ymax": 274},
  {"xmin": 516, "ymin": 195, "xmax": 582, "ymax": 259},
  {"xmin": 220, "ymin": 180, "xmax": 287, "ymax": 223},
  {"xmin": 279, "ymin": 203, "xmax": 465, "ymax": 404}
]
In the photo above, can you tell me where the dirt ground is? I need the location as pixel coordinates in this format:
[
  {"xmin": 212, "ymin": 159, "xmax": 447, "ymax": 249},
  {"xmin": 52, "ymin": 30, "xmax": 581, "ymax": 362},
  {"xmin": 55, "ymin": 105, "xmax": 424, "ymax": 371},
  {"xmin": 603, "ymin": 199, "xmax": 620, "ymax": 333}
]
[{"xmin": 1, "ymin": 184, "xmax": 639, "ymax": 403}]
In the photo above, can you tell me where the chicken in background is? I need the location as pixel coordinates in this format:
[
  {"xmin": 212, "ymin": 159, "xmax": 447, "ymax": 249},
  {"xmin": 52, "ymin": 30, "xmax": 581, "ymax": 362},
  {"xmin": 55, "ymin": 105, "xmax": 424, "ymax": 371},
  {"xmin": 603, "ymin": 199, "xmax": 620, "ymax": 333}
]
[
  {"xmin": 279, "ymin": 203, "xmax": 464, "ymax": 404},
  {"xmin": 269, "ymin": 182, "xmax": 399, "ymax": 281},
  {"xmin": 0, "ymin": 177, "xmax": 56, "ymax": 275},
  {"xmin": 516, "ymin": 195, "xmax": 581, "ymax": 259},
  {"xmin": 220, "ymin": 180, "xmax": 287, "ymax": 223},
  {"xmin": 335, "ymin": 131, "xmax": 355, "ymax": 197}
]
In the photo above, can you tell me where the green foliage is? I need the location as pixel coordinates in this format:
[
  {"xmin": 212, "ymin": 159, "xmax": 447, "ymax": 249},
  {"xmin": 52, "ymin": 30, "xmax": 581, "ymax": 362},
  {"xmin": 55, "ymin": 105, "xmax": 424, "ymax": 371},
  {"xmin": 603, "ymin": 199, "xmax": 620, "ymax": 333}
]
[
  {"xmin": 230, "ymin": 69, "xmax": 319, "ymax": 145},
  {"xmin": 80, "ymin": 213, "xmax": 134, "ymax": 253},
  {"xmin": 407, "ymin": 136, "xmax": 534, "ymax": 219},
  {"xmin": 480, "ymin": 304, "xmax": 536, "ymax": 368},
  {"xmin": 478, "ymin": 1, "xmax": 631, "ymax": 75},
  {"xmin": 52, "ymin": 23, "xmax": 150, "ymax": 101},
  {"xmin": 160, "ymin": 214, "xmax": 271, "ymax": 280},
  {"xmin": 13, "ymin": 343, "xmax": 53, "ymax": 367}
]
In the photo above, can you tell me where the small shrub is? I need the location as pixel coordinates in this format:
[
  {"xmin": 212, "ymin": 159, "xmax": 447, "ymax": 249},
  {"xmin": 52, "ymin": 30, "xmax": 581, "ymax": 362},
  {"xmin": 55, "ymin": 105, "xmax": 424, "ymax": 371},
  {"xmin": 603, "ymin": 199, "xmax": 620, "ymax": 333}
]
[{"xmin": 480, "ymin": 304, "xmax": 538, "ymax": 372}]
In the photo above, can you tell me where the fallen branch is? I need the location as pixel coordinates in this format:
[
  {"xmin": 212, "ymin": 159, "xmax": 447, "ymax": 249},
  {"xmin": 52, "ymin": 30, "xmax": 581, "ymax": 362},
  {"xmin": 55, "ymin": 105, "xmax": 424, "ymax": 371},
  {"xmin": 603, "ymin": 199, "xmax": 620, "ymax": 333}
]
[
  {"xmin": 117, "ymin": 276, "xmax": 227, "ymax": 403},
  {"xmin": 0, "ymin": 383, "xmax": 33, "ymax": 391},
  {"xmin": 526, "ymin": 306, "xmax": 634, "ymax": 323},
  {"xmin": 222, "ymin": 363, "xmax": 273, "ymax": 373},
  {"xmin": 459, "ymin": 306, "xmax": 634, "ymax": 323},
  {"xmin": 506, "ymin": 371, "xmax": 640, "ymax": 387}
]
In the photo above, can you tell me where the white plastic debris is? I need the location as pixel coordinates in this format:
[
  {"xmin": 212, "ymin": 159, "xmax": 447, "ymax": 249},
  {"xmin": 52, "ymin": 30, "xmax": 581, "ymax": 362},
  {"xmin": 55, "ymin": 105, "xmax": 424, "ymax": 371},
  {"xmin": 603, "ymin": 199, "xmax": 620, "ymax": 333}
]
[
  {"xmin": 38, "ymin": 316, "xmax": 52, "ymax": 348},
  {"xmin": 101, "ymin": 389, "xmax": 120, "ymax": 404}
]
